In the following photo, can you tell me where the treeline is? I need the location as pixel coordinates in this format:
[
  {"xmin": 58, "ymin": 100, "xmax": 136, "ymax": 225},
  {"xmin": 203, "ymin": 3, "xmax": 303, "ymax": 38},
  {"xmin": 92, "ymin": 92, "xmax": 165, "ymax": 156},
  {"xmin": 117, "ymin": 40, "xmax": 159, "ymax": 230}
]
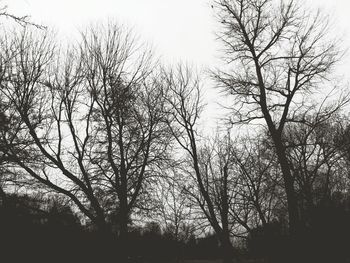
[
  {"xmin": 0, "ymin": 193, "xmax": 224, "ymax": 262},
  {"xmin": 0, "ymin": 0, "xmax": 350, "ymax": 263}
]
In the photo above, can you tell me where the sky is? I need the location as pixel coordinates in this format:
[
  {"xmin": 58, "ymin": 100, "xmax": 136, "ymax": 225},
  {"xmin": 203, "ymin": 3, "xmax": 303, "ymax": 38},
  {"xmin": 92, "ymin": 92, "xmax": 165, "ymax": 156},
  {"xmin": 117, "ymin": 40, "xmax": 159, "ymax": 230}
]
[
  {"xmin": 6, "ymin": 0, "xmax": 218, "ymax": 67},
  {"xmin": 4, "ymin": 0, "xmax": 350, "ymax": 130},
  {"xmin": 5, "ymin": 0, "xmax": 350, "ymax": 68}
]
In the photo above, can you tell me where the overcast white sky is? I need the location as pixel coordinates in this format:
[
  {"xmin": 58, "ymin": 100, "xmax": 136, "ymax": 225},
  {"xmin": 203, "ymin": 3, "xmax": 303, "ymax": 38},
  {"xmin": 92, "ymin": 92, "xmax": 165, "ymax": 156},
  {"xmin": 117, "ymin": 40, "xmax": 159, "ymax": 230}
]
[
  {"xmin": 6, "ymin": 0, "xmax": 217, "ymax": 67},
  {"xmin": 4, "ymin": 0, "xmax": 350, "ymax": 130},
  {"xmin": 6, "ymin": 0, "xmax": 350, "ymax": 68}
]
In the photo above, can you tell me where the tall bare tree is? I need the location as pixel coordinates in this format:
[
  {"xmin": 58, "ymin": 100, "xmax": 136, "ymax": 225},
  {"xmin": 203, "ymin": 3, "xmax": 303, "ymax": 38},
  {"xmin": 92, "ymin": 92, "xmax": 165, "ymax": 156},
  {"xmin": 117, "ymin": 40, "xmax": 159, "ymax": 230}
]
[
  {"xmin": 78, "ymin": 23, "xmax": 171, "ymax": 256},
  {"xmin": 212, "ymin": 0, "xmax": 347, "ymax": 233},
  {"xmin": 0, "ymin": 24, "xmax": 170, "ymax": 261}
]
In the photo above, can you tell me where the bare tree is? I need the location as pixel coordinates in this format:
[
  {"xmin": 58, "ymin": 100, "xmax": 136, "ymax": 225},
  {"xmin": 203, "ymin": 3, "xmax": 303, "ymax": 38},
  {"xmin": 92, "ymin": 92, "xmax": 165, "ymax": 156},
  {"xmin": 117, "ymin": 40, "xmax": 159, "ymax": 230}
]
[
  {"xmin": 212, "ymin": 0, "xmax": 348, "ymax": 233},
  {"xmin": 230, "ymin": 135, "xmax": 285, "ymax": 229},
  {"xmin": 0, "ymin": 27, "xmax": 111, "ymax": 231},
  {"xmin": 284, "ymin": 109, "xmax": 350, "ymax": 220},
  {"xmin": 163, "ymin": 64, "xmax": 240, "ymax": 263},
  {"xmin": 156, "ymin": 169, "xmax": 193, "ymax": 242},
  {"xmin": 77, "ymin": 23, "xmax": 171, "ymax": 257},
  {"xmin": 0, "ymin": 23, "xmax": 170, "ymax": 262},
  {"xmin": 0, "ymin": 2, "xmax": 44, "ymax": 208}
]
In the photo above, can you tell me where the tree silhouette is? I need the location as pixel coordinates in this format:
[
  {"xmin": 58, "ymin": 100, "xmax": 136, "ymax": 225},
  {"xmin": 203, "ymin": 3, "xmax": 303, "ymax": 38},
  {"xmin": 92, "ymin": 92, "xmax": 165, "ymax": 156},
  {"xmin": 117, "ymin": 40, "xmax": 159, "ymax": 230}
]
[{"xmin": 212, "ymin": 0, "xmax": 348, "ymax": 235}]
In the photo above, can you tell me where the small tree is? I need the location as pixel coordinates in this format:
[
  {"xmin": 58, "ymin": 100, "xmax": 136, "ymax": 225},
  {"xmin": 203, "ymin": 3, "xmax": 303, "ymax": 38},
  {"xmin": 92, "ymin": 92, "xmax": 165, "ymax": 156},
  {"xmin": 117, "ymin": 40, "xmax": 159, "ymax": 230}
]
[
  {"xmin": 284, "ymin": 111, "xmax": 350, "ymax": 215},
  {"xmin": 156, "ymin": 169, "xmax": 193, "ymax": 242},
  {"xmin": 164, "ymin": 64, "xmax": 239, "ymax": 263}
]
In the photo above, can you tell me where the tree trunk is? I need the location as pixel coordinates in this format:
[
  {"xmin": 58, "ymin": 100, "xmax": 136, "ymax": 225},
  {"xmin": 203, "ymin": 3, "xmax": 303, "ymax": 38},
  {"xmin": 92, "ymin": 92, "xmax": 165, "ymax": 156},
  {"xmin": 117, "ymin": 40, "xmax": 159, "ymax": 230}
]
[
  {"xmin": 220, "ymin": 232, "xmax": 234, "ymax": 263},
  {"xmin": 119, "ymin": 194, "xmax": 129, "ymax": 262},
  {"xmin": 273, "ymin": 139, "xmax": 299, "ymax": 235}
]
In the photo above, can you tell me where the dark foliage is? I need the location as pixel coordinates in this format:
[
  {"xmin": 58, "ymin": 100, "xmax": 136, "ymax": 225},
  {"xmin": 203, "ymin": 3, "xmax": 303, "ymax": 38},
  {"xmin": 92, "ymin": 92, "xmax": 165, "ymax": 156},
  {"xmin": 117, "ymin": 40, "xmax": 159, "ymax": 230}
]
[
  {"xmin": 247, "ymin": 196, "xmax": 350, "ymax": 263},
  {"xmin": 0, "ymin": 195, "xmax": 224, "ymax": 262}
]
